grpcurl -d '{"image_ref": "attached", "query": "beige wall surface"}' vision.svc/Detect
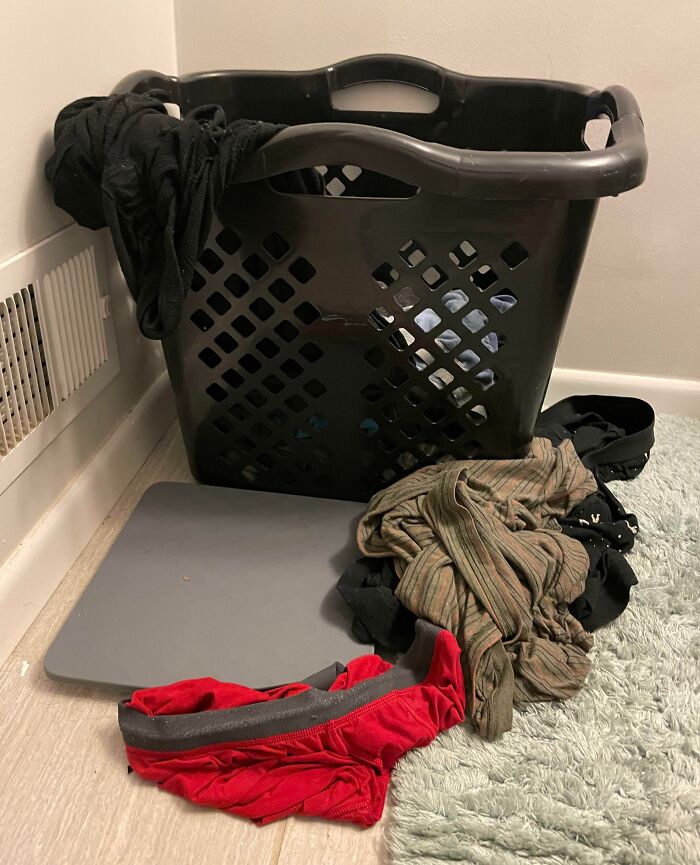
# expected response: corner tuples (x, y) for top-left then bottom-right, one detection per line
(0, 1), (177, 568)
(175, 0), (700, 381)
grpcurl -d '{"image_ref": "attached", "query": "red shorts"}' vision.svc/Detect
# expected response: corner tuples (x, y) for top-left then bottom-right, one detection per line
(119, 621), (464, 826)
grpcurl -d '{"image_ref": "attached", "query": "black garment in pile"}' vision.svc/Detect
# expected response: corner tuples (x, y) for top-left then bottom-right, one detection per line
(45, 94), (322, 339)
(535, 395), (654, 631)
(338, 395), (655, 646)
(336, 557), (417, 653)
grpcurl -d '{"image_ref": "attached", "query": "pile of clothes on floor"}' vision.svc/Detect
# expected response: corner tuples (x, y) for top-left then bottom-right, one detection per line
(117, 394), (654, 826)
(46, 92), (655, 828)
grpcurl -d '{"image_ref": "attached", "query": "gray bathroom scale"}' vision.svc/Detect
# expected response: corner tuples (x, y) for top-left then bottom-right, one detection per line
(45, 482), (365, 691)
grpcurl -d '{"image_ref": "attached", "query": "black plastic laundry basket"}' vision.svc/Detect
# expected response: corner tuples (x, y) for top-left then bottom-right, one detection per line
(117, 55), (647, 501)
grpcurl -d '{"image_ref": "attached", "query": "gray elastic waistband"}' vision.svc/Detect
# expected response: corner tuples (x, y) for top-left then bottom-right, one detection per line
(119, 620), (441, 751)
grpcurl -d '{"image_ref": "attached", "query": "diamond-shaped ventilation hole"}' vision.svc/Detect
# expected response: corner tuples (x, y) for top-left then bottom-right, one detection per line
(372, 263), (399, 289)
(256, 337), (279, 359)
(243, 254), (269, 280)
(215, 331), (238, 354)
(268, 408), (288, 427)
(269, 278), (295, 304)
(294, 301), (321, 325)
(241, 465), (259, 483)
(397, 451), (419, 469)
(213, 416), (233, 434)
(385, 366), (409, 388)
(490, 292), (518, 314)
(220, 449), (239, 466)
(191, 309), (214, 332)
(434, 329), (461, 354)
(224, 273), (249, 298)
(206, 383), (227, 403)
(361, 383), (384, 403)
(421, 265), (447, 290)
(342, 164), (362, 181)
(258, 453), (277, 469)
(378, 435), (398, 453)
(198, 347), (221, 369)
(232, 315), (255, 337)
(468, 404), (489, 426)
(281, 358), (303, 379)
(223, 368), (244, 389)
(262, 374), (284, 393)
(381, 402), (400, 422)
(249, 298), (274, 321)
(326, 177), (346, 196)
(262, 232), (290, 260)
(449, 240), (477, 268)
(285, 394), (308, 413)
(274, 320), (300, 343)
(411, 348), (434, 370)
(501, 242), (529, 269)
(390, 328), (415, 351)
(443, 421), (465, 441)
(308, 413), (329, 431)
(400, 422), (422, 441)
(424, 405), (447, 424)
(246, 389), (267, 408)
(414, 308), (440, 333)
(207, 291), (231, 316)
(364, 347), (385, 368)
(428, 367), (454, 390)
(393, 286), (421, 311)
(455, 349), (480, 372)
(368, 307), (395, 331)
(416, 441), (439, 458)
(239, 353), (262, 375)
(215, 228), (241, 255)
(481, 332), (503, 354)
(449, 386), (472, 408)
(304, 379), (327, 398)
(299, 342), (323, 363)
(399, 240), (426, 267)
(200, 248), (224, 274)
(462, 309), (489, 333)
(470, 265), (498, 292)
(289, 257), (316, 284)
(405, 386), (427, 406)
(475, 368), (497, 390)
(274, 441), (293, 459)
(229, 403), (249, 421)
(441, 289), (469, 313)
(191, 271), (205, 292)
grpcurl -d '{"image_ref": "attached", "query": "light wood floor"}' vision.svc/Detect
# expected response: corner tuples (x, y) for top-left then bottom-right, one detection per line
(0, 426), (388, 865)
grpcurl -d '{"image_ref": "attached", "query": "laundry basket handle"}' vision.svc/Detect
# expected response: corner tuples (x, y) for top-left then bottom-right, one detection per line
(327, 55), (447, 100)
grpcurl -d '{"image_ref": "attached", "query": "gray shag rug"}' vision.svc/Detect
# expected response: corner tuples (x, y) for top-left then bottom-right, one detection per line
(388, 413), (700, 865)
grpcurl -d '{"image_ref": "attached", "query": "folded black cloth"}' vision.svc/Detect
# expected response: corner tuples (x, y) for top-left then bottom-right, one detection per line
(45, 94), (322, 339)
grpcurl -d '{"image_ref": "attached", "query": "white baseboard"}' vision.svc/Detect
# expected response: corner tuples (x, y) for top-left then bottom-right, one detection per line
(546, 367), (700, 417)
(0, 372), (175, 665)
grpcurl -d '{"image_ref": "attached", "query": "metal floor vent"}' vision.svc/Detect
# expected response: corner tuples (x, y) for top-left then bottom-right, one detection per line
(0, 225), (120, 493)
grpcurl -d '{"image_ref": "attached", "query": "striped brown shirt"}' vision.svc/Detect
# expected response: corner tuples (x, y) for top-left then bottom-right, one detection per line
(357, 437), (597, 739)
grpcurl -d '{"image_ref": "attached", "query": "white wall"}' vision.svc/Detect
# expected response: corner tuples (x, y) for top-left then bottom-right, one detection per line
(0, 1), (177, 570)
(175, 0), (700, 383)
